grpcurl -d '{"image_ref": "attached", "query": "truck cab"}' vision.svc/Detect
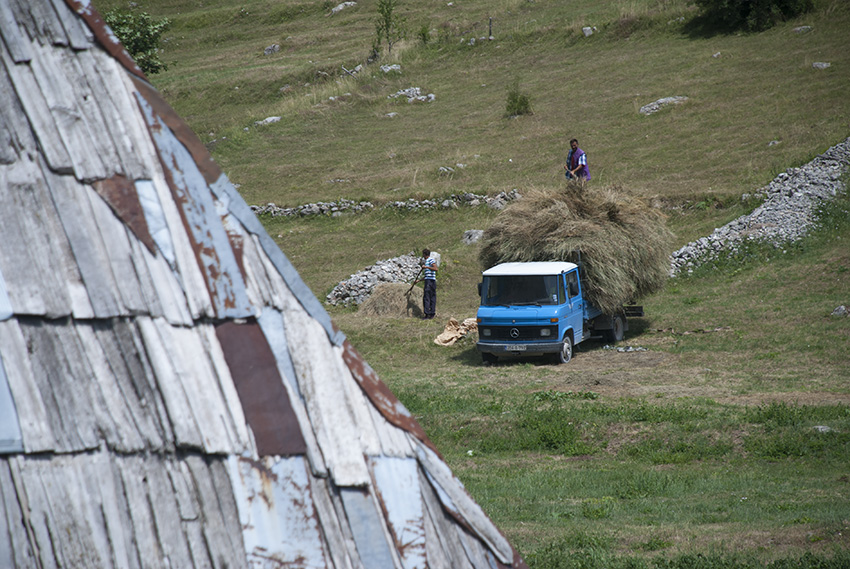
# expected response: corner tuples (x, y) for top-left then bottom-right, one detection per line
(475, 262), (636, 364)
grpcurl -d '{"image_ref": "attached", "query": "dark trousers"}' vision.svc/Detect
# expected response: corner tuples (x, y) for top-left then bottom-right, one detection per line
(423, 279), (436, 317)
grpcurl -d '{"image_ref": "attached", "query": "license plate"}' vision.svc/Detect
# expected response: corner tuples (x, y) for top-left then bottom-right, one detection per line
(505, 345), (526, 351)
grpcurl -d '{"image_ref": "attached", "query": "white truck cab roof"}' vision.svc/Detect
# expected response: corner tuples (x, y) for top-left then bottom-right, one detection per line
(482, 261), (578, 276)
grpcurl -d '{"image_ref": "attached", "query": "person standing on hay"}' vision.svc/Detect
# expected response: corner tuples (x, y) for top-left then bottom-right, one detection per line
(420, 248), (439, 319)
(565, 138), (591, 181)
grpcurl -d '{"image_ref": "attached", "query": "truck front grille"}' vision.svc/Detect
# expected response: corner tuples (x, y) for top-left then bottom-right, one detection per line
(481, 326), (557, 341)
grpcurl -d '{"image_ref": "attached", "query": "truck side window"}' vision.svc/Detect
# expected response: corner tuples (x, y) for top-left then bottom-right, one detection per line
(567, 270), (580, 298)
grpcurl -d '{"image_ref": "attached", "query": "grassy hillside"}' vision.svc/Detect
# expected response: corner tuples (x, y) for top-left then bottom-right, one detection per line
(94, 0), (850, 566)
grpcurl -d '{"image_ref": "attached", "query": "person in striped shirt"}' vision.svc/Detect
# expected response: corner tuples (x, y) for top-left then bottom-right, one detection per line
(565, 138), (591, 181)
(420, 248), (438, 319)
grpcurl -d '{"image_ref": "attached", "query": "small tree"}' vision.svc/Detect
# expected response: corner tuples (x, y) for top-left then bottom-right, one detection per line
(694, 0), (814, 31)
(374, 0), (406, 57)
(103, 7), (171, 75)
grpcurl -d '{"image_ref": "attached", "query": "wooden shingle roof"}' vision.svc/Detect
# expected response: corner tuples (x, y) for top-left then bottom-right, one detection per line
(0, 1), (529, 567)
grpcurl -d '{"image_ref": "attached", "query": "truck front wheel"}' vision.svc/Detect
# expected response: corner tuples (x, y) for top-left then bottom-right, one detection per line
(554, 335), (573, 364)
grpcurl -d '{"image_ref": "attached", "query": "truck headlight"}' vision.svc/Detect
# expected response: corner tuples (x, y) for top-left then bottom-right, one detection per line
(481, 328), (491, 337)
(540, 328), (551, 337)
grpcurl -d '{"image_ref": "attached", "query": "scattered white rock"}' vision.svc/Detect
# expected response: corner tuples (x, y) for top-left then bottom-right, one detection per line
(328, 2), (356, 16)
(793, 26), (812, 33)
(463, 230), (484, 245)
(254, 116), (281, 126)
(813, 425), (833, 433)
(380, 64), (401, 73)
(712, 52), (721, 58)
(639, 96), (688, 115)
(263, 44), (280, 55)
(385, 112), (398, 118)
(389, 87), (435, 103)
(769, 140), (781, 146)
(832, 305), (848, 317)
(812, 62), (831, 70)
(582, 26), (593, 37)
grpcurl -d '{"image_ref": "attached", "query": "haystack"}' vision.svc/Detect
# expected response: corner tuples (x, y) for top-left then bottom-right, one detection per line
(478, 184), (673, 314)
(359, 282), (424, 317)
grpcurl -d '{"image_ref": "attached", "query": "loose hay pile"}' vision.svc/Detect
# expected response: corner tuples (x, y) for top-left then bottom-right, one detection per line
(358, 283), (424, 318)
(478, 184), (673, 314)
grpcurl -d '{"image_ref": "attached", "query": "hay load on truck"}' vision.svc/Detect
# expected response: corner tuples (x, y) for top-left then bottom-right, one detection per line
(475, 184), (673, 364)
(476, 261), (643, 364)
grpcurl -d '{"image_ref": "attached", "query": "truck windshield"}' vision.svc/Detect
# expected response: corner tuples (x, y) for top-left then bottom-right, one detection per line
(481, 275), (564, 306)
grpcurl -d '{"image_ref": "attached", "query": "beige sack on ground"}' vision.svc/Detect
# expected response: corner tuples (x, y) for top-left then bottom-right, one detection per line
(434, 317), (478, 346)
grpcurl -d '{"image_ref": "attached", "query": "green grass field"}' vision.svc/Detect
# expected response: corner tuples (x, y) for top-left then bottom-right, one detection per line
(94, 0), (850, 566)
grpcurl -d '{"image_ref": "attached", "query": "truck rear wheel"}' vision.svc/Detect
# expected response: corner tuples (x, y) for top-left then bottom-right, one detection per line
(554, 335), (573, 364)
(605, 314), (625, 343)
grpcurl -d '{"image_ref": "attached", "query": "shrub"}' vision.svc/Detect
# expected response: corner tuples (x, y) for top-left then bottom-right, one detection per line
(504, 79), (532, 117)
(374, 0), (406, 56)
(103, 7), (171, 75)
(694, 0), (814, 31)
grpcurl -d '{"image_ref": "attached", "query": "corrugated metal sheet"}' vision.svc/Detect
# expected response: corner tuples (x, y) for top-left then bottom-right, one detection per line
(0, 1), (529, 567)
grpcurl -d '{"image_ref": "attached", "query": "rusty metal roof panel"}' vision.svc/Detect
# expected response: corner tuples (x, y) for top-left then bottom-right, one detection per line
(229, 455), (329, 568)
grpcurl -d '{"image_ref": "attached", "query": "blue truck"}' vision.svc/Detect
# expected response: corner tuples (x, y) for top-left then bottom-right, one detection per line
(475, 261), (642, 364)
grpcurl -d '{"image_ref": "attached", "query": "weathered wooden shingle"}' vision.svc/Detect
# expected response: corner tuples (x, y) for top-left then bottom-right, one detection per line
(0, 1), (530, 568)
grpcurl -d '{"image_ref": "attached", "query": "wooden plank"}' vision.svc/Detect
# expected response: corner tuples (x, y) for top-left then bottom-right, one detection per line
(136, 316), (204, 449)
(14, 0), (68, 47)
(0, 459), (36, 568)
(76, 323), (148, 452)
(84, 181), (148, 314)
(201, 456), (249, 569)
(284, 307), (370, 486)
(50, 0), (92, 50)
(81, 51), (149, 180)
(367, 404), (414, 458)
(27, 40), (106, 181)
(93, 318), (171, 450)
(56, 47), (123, 178)
(90, 451), (138, 569)
(41, 160), (124, 317)
(118, 454), (170, 568)
(370, 456), (427, 569)
(18, 319), (95, 453)
(412, 436), (514, 564)
(0, 156), (75, 318)
(0, 320), (54, 452)
(0, 1), (32, 63)
(143, 458), (195, 568)
(1, 46), (71, 171)
(0, 268), (11, 322)
(308, 476), (357, 569)
(0, 353), (24, 453)
(0, 56), (36, 165)
(156, 319), (237, 454)
(419, 467), (472, 569)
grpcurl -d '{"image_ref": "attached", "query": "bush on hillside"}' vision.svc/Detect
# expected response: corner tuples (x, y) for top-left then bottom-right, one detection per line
(505, 80), (533, 117)
(104, 7), (171, 75)
(694, 0), (814, 31)
(478, 183), (673, 314)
